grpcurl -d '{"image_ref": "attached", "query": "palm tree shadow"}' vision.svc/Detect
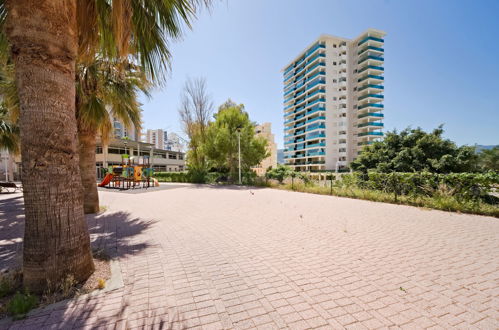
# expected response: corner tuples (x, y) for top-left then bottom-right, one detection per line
(86, 211), (155, 260)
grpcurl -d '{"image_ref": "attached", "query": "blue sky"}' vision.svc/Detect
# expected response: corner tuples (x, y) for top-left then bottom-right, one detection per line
(140, 0), (499, 148)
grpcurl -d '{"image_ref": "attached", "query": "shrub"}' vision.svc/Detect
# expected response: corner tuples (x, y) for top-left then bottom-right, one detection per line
(153, 172), (190, 183)
(7, 291), (38, 320)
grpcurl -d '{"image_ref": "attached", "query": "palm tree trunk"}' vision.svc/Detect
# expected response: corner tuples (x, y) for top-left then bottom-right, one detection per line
(5, 0), (94, 292)
(78, 127), (100, 214)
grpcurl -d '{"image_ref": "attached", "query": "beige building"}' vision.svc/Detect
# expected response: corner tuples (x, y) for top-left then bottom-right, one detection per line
(252, 122), (277, 176)
(95, 138), (186, 179)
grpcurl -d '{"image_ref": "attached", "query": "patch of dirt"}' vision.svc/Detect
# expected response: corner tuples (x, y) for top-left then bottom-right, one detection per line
(0, 254), (111, 320)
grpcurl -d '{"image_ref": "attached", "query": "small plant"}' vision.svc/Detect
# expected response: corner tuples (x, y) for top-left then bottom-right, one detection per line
(60, 274), (77, 299)
(0, 270), (21, 298)
(6, 291), (38, 320)
(97, 279), (106, 290)
(399, 287), (407, 293)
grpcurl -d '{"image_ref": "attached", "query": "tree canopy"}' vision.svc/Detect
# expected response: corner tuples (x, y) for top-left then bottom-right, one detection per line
(204, 101), (268, 181)
(478, 146), (499, 171)
(350, 126), (478, 173)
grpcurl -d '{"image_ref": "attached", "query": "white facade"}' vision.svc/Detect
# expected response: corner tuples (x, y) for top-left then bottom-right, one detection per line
(283, 29), (386, 171)
(143, 129), (168, 150)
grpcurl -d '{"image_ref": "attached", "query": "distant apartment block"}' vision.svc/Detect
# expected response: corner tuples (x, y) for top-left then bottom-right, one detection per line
(283, 29), (386, 171)
(144, 129), (168, 150)
(252, 122), (278, 176)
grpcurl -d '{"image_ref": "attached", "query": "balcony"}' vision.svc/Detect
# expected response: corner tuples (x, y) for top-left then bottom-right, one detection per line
(358, 112), (384, 119)
(358, 55), (384, 65)
(358, 46), (384, 55)
(306, 132), (326, 140)
(357, 84), (384, 92)
(306, 142), (326, 149)
(357, 65), (384, 74)
(358, 74), (384, 83)
(358, 103), (384, 110)
(357, 122), (384, 128)
(358, 94), (384, 101)
(358, 131), (383, 137)
(358, 36), (384, 46)
(306, 124), (325, 132)
(307, 151), (325, 157)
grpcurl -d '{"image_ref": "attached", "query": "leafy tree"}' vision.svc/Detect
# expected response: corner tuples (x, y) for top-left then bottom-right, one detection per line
(478, 146), (499, 171)
(1, 0), (210, 292)
(350, 126), (478, 173)
(265, 165), (294, 183)
(204, 101), (268, 182)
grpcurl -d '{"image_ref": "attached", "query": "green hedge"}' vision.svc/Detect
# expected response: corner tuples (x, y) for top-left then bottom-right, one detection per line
(153, 172), (191, 183)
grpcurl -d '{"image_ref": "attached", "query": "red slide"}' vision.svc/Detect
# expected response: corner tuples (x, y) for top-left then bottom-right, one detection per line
(98, 173), (113, 187)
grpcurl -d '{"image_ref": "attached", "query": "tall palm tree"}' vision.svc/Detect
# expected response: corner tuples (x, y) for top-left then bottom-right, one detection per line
(77, 58), (149, 214)
(2, 0), (209, 292)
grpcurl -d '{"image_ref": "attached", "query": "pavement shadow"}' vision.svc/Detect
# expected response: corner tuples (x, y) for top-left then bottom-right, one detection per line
(0, 195), (24, 272)
(87, 210), (155, 260)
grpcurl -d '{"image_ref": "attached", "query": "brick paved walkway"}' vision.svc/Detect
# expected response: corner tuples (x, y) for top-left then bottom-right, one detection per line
(1, 184), (498, 329)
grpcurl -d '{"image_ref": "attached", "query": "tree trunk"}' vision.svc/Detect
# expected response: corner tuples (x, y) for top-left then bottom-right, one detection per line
(5, 0), (94, 292)
(78, 127), (99, 214)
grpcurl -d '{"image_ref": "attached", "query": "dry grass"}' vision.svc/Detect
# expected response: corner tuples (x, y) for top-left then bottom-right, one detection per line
(266, 182), (499, 217)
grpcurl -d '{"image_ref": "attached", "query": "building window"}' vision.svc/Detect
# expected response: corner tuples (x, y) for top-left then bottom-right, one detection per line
(333, 44), (337, 48)
(333, 79), (337, 83)
(333, 62), (336, 65)
(168, 154), (177, 159)
(96, 146), (103, 154)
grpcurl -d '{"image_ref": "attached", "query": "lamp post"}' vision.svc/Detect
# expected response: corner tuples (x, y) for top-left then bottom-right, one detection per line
(236, 127), (242, 185)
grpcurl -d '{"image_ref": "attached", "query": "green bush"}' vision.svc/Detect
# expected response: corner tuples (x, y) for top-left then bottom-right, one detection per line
(153, 172), (190, 183)
(337, 171), (499, 202)
(7, 291), (38, 320)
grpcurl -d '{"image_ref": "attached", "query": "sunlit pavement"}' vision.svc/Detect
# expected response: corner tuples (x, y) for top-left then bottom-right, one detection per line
(1, 184), (498, 329)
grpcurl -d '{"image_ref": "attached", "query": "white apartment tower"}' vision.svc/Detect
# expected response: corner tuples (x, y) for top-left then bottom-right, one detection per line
(283, 29), (386, 171)
(144, 129), (168, 150)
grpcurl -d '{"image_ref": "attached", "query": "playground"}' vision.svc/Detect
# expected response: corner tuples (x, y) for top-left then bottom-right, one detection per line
(98, 153), (159, 190)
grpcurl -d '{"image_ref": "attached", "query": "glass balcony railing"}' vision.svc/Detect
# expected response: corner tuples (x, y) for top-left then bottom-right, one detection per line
(357, 84), (384, 92)
(357, 46), (384, 55)
(358, 74), (384, 83)
(306, 124), (325, 132)
(358, 93), (384, 101)
(358, 103), (384, 110)
(307, 151), (325, 157)
(357, 65), (384, 74)
(305, 116), (325, 124)
(306, 132), (326, 139)
(357, 122), (384, 128)
(306, 142), (326, 148)
(358, 36), (384, 46)
(306, 105), (326, 116)
(358, 131), (384, 137)
(358, 55), (384, 65)
(358, 112), (384, 119)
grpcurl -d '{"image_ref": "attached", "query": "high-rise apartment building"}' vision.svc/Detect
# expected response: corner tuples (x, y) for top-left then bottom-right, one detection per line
(144, 129), (168, 150)
(283, 29), (385, 171)
(252, 122), (278, 176)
